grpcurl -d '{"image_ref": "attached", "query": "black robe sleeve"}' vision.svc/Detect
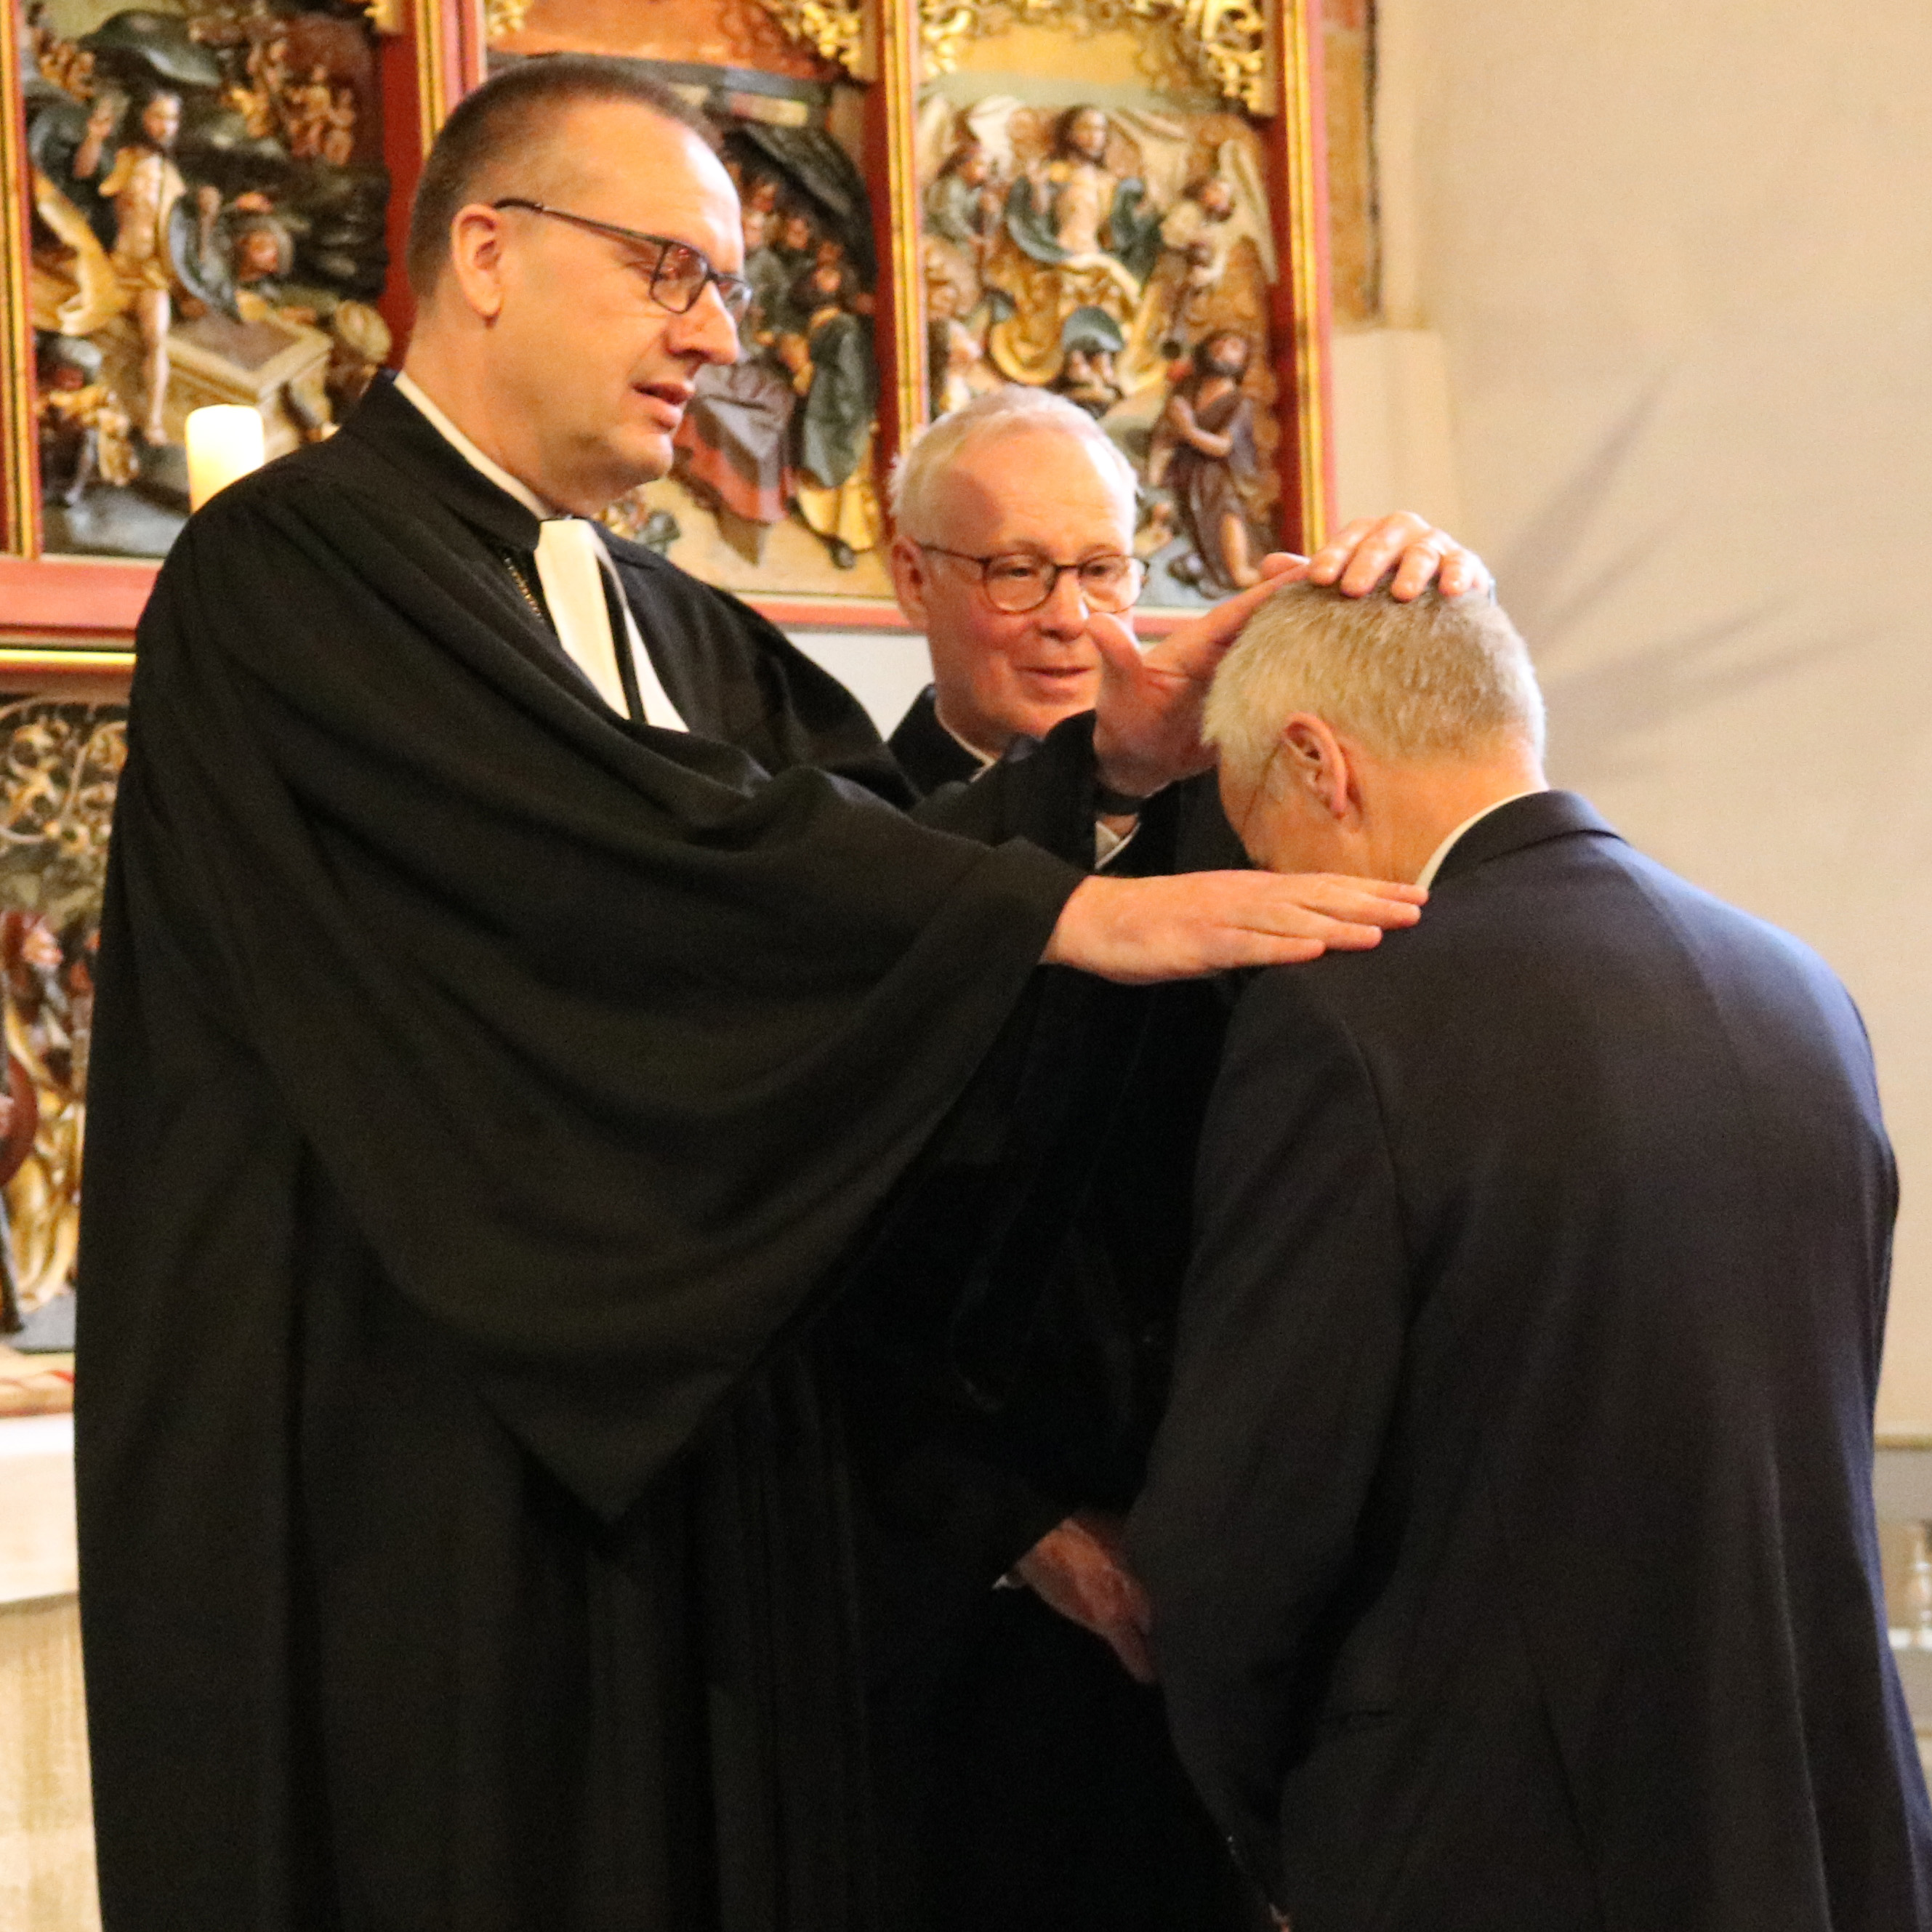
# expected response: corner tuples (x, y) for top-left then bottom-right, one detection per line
(86, 451), (1084, 1522)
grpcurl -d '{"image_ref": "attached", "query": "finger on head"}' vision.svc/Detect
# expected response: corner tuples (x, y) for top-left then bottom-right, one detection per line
(1303, 517), (1377, 585)
(1342, 530), (1425, 597)
(1385, 537), (1449, 602)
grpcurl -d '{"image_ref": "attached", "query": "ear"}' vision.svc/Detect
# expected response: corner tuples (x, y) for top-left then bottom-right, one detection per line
(1278, 713), (1356, 822)
(444, 203), (510, 323)
(888, 533), (933, 629)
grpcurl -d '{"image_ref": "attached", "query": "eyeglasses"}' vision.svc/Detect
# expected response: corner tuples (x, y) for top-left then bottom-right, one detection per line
(919, 545), (1147, 614)
(491, 198), (756, 323)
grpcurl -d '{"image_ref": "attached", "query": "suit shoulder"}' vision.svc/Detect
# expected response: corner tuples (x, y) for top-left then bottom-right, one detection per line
(1223, 959), (1376, 1071)
(1586, 840), (1859, 1007)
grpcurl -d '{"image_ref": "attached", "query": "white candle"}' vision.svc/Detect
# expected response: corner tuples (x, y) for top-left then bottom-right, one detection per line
(185, 406), (266, 512)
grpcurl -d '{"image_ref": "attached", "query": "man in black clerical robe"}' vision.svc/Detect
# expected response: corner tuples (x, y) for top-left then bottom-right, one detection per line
(859, 392), (1260, 1932)
(76, 57), (1456, 1932)
(871, 692), (1255, 1932)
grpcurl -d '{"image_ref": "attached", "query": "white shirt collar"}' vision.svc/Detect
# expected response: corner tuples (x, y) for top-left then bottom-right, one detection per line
(931, 696), (999, 776)
(393, 371), (555, 522)
(1414, 791), (1540, 890)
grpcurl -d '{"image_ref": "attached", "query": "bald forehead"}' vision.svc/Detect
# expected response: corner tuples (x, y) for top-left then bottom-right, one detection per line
(929, 425), (1135, 542)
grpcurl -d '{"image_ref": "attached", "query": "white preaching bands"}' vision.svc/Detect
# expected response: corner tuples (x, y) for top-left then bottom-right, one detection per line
(395, 373), (691, 734)
(401, 372), (1143, 867)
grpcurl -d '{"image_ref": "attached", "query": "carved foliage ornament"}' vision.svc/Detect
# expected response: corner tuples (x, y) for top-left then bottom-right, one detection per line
(746, 0), (868, 76)
(752, 0), (1265, 109)
(919, 0), (1266, 110)
(484, 0), (536, 41)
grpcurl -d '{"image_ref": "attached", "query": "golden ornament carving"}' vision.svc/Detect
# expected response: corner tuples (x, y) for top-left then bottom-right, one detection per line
(484, 0), (536, 44)
(0, 702), (126, 1325)
(918, 0), (1268, 112)
(747, 0), (869, 77)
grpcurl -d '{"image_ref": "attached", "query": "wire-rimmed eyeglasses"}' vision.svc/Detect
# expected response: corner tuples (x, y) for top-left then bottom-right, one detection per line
(491, 198), (755, 323)
(919, 544), (1148, 615)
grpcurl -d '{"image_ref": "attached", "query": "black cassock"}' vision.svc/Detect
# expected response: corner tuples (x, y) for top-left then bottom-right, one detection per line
(848, 687), (1258, 1932)
(76, 378), (1104, 1932)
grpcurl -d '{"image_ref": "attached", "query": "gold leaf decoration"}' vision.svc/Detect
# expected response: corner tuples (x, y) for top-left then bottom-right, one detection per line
(918, 0), (1268, 112)
(484, 0), (536, 44)
(748, 0), (869, 77)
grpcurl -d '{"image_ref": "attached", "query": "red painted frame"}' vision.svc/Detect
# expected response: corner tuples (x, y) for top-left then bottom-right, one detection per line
(0, 0), (1331, 649)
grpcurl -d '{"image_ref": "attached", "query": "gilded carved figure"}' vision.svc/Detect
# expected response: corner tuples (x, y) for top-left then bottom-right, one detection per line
(19, 4), (389, 555)
(0, 703), (127, 1339)
(919, 99), (1280, 601)
(674, 164), (882, 570)
(982, 105), (1159, 390)
(1148, 328), (1268, 592)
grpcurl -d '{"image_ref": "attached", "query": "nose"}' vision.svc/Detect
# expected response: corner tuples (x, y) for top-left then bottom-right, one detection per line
(669, 281), (741, 365)
(1032, 565), (1090, 638)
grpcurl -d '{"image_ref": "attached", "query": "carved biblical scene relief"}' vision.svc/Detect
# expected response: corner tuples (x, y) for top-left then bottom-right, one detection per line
(490, 0), (892, 602)
(917, 7), (1280, 605)
(22, 0), (393, 558)
(0, 700), (122, 1349)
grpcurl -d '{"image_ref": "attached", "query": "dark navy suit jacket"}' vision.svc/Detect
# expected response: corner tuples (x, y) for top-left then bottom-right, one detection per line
(1130, 790), (1932, 1931)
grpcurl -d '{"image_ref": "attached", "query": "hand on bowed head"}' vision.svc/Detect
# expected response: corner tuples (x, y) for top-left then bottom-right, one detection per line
(1042, 869), (1425, 984)
(1088, 512), (1492, 801)
(1013, 1511), (1157, 1684)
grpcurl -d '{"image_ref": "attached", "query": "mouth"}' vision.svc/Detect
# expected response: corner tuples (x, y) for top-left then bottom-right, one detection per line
(634, 380), (693, 426)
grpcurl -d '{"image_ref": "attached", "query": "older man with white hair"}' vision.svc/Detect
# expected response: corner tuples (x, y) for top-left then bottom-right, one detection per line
(885, 387), (1482, 837)
(857, 390), (1489, 1932)
(1128, 579), (1932, 1932)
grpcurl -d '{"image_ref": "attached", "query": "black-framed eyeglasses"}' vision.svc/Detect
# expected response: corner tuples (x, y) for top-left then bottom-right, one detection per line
(491, 198), (755, 323)
(919, 544), (1147, 614)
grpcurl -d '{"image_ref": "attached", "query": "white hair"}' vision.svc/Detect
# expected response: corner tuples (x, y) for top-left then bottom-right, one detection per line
(1204, 581), (1546, 784)
(888, 387), (1138, 536)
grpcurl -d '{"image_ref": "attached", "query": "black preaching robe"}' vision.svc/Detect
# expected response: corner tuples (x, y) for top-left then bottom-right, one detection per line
(76, 377), (1104, 1932)
(848, 688), (1256, 1932)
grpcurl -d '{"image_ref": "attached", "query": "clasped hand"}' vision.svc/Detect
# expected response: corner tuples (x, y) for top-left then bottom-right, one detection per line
(1015, 1510), (1157, 1685)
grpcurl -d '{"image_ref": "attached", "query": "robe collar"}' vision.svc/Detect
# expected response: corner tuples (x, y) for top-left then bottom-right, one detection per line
(393, 371), (555, 523)
(342, 371), (546, 555)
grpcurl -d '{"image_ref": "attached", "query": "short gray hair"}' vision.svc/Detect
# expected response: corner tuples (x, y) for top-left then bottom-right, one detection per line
(888, 387), (1137, 536)
(1204, 580), (1545, 784)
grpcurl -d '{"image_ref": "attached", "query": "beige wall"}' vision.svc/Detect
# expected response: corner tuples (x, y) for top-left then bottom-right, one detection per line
(1360, 0), (1932, 1426)
(0, 1596), (97, 1931)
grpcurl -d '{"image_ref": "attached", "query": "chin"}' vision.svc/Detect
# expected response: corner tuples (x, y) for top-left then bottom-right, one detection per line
(585, 433), (675, 507)
(1015, 692), (1098, 738)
